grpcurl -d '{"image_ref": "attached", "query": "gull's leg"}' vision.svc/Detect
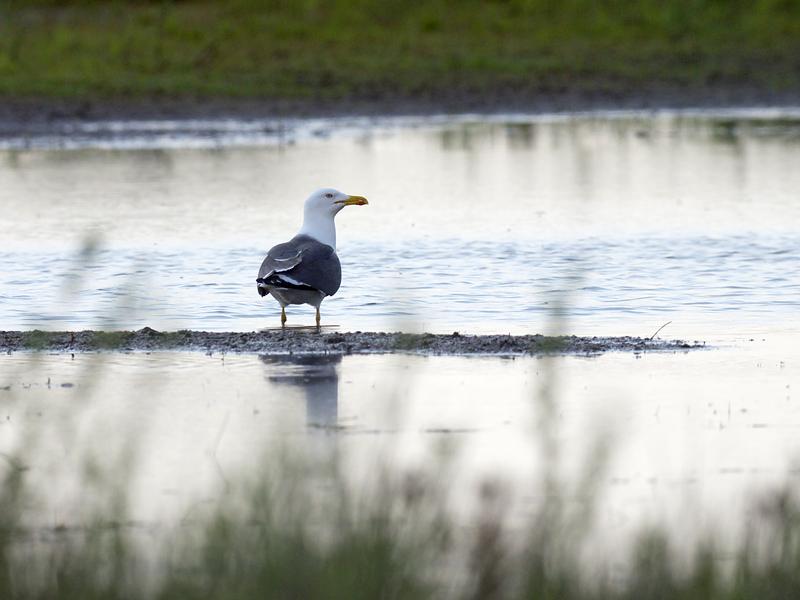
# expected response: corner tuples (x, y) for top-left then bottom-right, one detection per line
(316, 306), (321, 329)
(281, 307), (287, 327)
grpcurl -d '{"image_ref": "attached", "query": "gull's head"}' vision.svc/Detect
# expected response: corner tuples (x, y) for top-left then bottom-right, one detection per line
(304, 188), (368, 218)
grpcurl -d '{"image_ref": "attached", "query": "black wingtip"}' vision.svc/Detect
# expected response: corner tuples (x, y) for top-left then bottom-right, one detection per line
(261, 274), (317, 292)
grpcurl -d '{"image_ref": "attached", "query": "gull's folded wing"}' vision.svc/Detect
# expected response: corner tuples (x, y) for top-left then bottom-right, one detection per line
(257, 234), (342, 297)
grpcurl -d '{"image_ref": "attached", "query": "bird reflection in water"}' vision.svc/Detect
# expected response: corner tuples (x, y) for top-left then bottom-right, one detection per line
(259, 354), (342, 429)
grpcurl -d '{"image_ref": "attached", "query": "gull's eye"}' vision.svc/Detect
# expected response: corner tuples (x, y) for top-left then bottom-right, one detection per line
(325, 193), (333, 199)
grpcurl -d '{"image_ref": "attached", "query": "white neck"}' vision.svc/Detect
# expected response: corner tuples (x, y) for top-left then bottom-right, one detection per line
(297, 210), (336, 248)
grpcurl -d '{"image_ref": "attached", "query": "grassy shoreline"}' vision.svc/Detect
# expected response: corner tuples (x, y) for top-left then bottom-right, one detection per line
(2, 0), (799, 120)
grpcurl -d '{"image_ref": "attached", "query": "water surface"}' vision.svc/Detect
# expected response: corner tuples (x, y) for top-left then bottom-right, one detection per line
(2, 110), (800, 559)
(1, 342), (797, 559)
(2, 110), (799, 339)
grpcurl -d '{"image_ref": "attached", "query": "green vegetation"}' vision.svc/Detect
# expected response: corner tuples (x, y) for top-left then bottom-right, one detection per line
(1, 0), (799, 104)
(3, 432), (800, 598)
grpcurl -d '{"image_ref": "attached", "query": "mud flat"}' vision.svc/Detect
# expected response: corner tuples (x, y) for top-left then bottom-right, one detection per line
(0, 328), (702, 356)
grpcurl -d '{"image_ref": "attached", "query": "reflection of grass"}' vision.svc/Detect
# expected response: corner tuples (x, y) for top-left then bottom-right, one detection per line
(1, 0), (798, 101)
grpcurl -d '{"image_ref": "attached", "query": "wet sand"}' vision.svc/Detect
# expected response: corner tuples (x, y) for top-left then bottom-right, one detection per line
(0, 328), (702, 355)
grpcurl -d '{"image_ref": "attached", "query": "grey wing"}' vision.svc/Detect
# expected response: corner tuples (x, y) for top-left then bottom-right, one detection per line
(256, 237), (342, 297)
(258, 241), (304, 279)
(286, 243), (341, 296)
(256, 240), (304, 297)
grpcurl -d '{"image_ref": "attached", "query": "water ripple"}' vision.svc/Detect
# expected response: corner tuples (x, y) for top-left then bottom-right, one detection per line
(1, 233), (797, 334)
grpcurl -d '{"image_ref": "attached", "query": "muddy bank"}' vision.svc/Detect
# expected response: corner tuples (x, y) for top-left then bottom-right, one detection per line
(0, 328), (703, 356)
(2, 86), (799, 134)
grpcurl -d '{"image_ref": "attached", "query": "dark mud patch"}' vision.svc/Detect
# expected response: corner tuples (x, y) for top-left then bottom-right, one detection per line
(2, 89), (800, 150)
(0, 328), (703, 356)
(3, 85), (800, 128)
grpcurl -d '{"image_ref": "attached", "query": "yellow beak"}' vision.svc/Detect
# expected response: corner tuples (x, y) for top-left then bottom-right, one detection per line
(336, 195), (369, 206)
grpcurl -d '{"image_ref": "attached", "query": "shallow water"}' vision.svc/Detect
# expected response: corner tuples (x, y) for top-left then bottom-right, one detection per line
(2, 110), (800, 558)
(1, 110), (799, 338)
(1, 343), (798, 559)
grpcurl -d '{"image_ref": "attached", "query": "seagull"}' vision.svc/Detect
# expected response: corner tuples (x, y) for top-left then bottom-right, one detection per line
(256, 188), (368, 327)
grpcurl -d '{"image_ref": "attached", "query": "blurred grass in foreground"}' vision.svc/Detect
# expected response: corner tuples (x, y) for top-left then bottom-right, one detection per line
(1, 0), (799, 101)
(2, 351), (800, 599)
(2, 432), (800, 598)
